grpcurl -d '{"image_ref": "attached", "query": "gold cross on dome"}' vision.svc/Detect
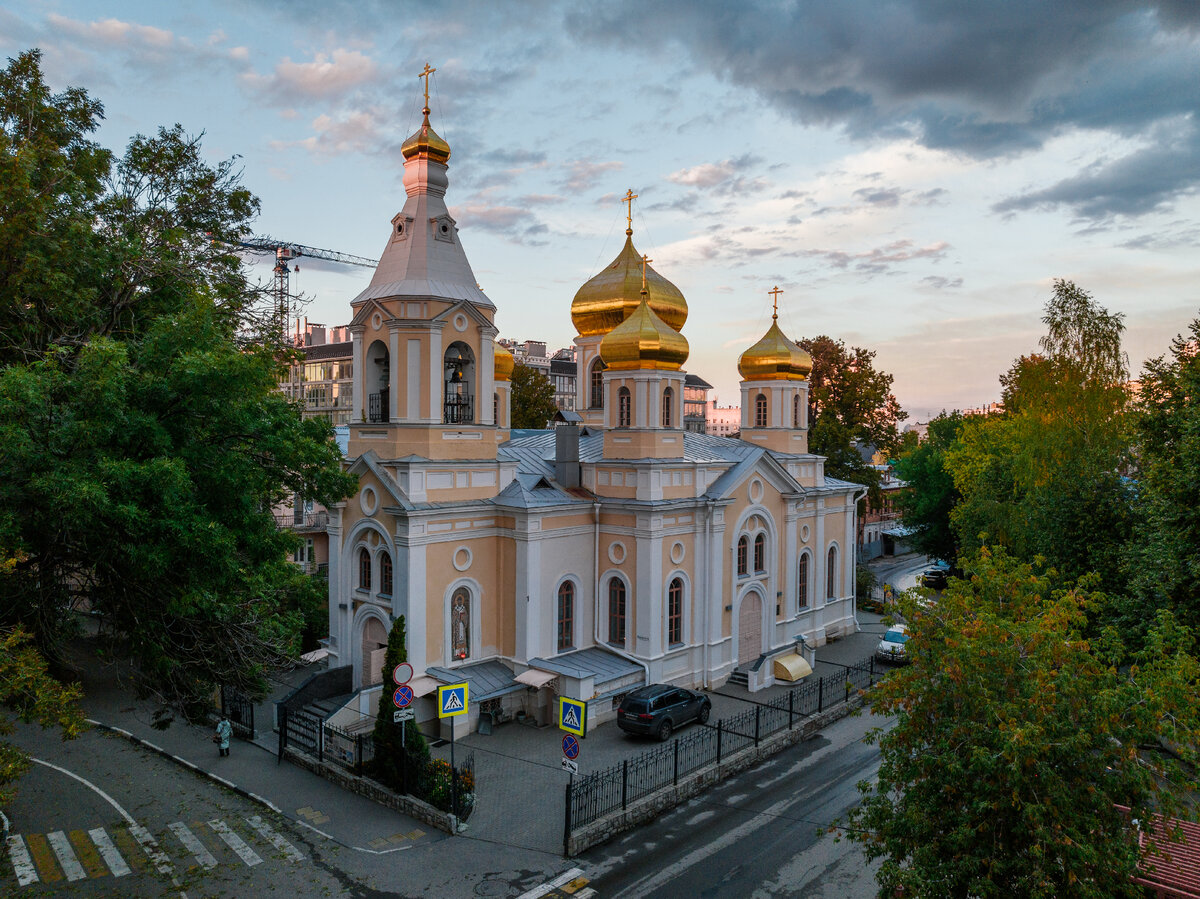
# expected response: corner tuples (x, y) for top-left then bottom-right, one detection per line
(640, 254), (653, 291)
(418, 63), (436, 108)
(769, 285), (783, 320)
(622, 189), (638, 232)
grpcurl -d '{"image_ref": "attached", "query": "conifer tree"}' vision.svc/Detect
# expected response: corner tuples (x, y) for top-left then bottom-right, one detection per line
(371, 615), (429, 791)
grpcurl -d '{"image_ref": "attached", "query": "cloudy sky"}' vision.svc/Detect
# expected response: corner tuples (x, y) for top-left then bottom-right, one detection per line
(5, 1), (1199, 420)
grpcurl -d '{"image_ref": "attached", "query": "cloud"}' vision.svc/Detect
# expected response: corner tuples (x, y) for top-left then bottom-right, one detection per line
(852, 187), (902, 207)
(794, 239), (951, 273)
(560, 160), (623, 193)
(48, 14), (174, 50)
(450, 201), (550, 246)
(40, 13), (247, 76)
(919, 275), (964, 289)
(270, 109), (393, 157)
(240, 49), (379, 103)
(993, 122), (1200, 220)
(567, 1), (1200, 219)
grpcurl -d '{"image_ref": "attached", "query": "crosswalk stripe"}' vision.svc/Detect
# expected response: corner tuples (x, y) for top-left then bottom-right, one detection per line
(68, 829), (109, 879)
(129, 823), (174, 876)
(6, 835), (39, 886)
(208, 819), (262, 867)
(89, 828), (131, 877)
(247, 815), (304, 862)
(24, 833), (61, 882)
(168, 821), (217, 869)
(46, 831), (87, 881)
(111, 827), (148, 872)
(516, 867), (585, 899)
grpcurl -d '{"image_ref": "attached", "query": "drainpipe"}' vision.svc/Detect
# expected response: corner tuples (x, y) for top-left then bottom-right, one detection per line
(593, 501), (651, 682)
(702, 498), (715, 690)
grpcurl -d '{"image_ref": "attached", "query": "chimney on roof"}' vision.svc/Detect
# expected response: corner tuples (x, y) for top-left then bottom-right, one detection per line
(553, 410), (583, 488)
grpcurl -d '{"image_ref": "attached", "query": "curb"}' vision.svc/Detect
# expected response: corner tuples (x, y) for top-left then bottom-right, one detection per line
(85, 718), (283, 816)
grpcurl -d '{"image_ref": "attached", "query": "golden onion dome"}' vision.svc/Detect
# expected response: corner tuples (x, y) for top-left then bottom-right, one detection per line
(599, 293), (689, 371)
(401, 107), (451, 164)
(571, 235), (688, 337)
(737, 318), (813, 381)
(493, 341), (515, 382)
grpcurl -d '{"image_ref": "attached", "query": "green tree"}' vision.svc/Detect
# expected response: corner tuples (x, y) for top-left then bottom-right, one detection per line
(0, 624), (86, 806)
(893, 411), (964, 563)
(0, 50), (356, 710)
(509, 362), (558, 429)
(371, 615), (430, 791)
(945, 281), (1131, 589)
(1123, 315), (1200, 635)
(846, 549), (1200, 898)
(796, 335), (907, 495)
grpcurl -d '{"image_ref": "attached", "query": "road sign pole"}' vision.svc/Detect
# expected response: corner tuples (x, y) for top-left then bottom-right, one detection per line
(562, 772), (573, 858)
(401, 720), (408, 796)
(450, 722), (458, 823)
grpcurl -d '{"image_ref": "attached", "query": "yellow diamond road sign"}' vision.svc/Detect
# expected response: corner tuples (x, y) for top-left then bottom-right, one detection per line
(558, 697), (587, 737)
(438, 683), (468, 718)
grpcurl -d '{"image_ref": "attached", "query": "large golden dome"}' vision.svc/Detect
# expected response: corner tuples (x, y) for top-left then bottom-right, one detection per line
(493, 341), (514, 382)
(571, 235), (687, 337)
(738, 318), (812, 381)
(401, 107), (451, 164)
(600, 293), (689, 371)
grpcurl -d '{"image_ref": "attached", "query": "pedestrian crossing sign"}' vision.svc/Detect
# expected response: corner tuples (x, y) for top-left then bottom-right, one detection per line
(438, 683), (468, 718)
(558, 696), (587, 737)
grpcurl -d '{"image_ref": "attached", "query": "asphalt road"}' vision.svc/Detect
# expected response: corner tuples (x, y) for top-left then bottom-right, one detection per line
(581, 708), (890, 899)
(3, 723), (361, 898)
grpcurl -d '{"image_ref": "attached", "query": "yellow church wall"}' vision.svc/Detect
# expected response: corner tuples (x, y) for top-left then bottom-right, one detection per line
(424, 535), (505, 660)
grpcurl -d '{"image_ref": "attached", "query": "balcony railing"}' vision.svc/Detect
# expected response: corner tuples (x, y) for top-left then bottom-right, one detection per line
(444, 395), (473, 424)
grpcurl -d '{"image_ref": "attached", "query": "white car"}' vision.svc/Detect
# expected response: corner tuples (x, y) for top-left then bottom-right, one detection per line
(875, 624), (910, 664)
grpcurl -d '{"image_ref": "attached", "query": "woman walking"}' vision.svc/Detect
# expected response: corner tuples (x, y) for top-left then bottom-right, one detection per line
(215, 716), (232, 757)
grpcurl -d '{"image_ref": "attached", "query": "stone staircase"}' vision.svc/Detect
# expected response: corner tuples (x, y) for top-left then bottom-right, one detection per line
(304, 692), (354, 722)
(726, 668), (749, 688)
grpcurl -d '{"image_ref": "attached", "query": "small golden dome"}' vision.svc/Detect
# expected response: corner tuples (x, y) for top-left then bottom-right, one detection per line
(600, 293), (689, 371)
(571, 235), (687, 337)
(493, 341), (515, 382)
(737, 318), (812, 381)
(401, 107), (451, 164)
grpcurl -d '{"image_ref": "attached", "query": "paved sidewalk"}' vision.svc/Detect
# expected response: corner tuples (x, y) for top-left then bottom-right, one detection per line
(68, 641), (448, 855)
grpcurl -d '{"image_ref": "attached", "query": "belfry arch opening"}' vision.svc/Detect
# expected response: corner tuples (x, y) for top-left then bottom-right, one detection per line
(444, 341), (475, 424)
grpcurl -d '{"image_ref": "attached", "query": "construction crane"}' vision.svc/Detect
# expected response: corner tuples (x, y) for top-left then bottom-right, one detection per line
(235, 235), (378, 340)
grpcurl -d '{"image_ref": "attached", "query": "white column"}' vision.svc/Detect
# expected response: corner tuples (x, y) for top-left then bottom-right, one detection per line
(388, 329), (400, 423)
(407, 544), (428, 670)
(815, 504), (827, 603)
(636, 522), (662, 657)
(429, 330), (443, 424)
(326, 515), (344, 664)
(481, 339), (496, 425)
(351, 330), (364, 423)
(406, 339), (421, 422)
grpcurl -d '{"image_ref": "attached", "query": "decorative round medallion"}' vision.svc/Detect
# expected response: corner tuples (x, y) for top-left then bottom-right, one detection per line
(453, 546), (472, 572)
(453, 313), (468, 332)
(360, 486), (378, 516)
(608, 541), (627, 564)
(670, 541), (686, 564)
(801, 524), (810, 542)
(749, 478), (765, 504)
(371, 311), (383, 330)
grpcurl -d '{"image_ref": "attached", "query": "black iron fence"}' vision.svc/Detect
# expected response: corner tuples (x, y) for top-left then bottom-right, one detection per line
(220, 685), (255, 740)
(276, 708), (475, 820)
(567, 656), (879, 832)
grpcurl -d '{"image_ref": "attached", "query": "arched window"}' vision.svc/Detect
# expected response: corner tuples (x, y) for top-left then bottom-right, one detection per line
(618, 387), (632, 428)
(358, 547), (371, 590)
(798, 552), (810, 610)
(590, 359), (606, 409)
(793, 394), (801, 428)
(379, 552), (393, 595)
(755, 393), (767, 428)
(753, 533), (766, 572)
(662, 387), (673, 427)
(608, 578), (626, 645)
(451, 587), (471, 660)
(827, 546), (838, 600)
(668, 578), (683, 645)
(737, 536), (748, 576)
(557, 581), (574, 651)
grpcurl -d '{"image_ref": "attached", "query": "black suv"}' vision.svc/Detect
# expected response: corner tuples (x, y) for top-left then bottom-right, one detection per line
(616, 684), (711, 741)
(920, 568), (949, 590)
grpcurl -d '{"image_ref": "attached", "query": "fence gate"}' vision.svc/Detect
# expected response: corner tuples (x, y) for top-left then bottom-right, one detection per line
(280, 707), (322, 759)
(220, 685), (255, 740)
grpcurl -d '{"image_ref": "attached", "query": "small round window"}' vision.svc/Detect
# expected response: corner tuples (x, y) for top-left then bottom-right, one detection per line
(440, 223), (450, 234)
(396, 222), (404, 234)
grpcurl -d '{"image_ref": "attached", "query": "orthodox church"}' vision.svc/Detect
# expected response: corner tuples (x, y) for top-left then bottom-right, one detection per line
(325, 77), (864, 734)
